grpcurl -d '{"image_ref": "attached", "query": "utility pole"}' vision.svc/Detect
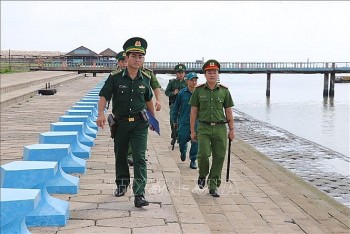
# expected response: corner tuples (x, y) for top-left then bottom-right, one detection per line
(9, 49), (11, 70)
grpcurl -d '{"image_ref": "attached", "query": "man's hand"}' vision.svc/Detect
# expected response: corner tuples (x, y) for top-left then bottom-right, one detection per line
(155, 100), (161, 111)
(174, 89), (179, 95)
(228, 130), (235, 141)
(173, 122), (178, 129)
(190, 131), (197, 142)
(96, 114), (106, 129)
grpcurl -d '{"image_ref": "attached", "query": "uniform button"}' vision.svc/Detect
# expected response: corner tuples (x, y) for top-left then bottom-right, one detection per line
(130, 108), (132, 110)
(131, 99), (133, 101)
(132, 90), (134, 92)
(211, 106), (213, 108)
(211, 99), (213, 100)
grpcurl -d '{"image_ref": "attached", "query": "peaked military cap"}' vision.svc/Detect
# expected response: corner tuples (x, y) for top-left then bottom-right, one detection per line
(174, 64), (186, 72)
(203, 59), (220, 71)
(116, 51), (126, 61)
(123, 37), (147, 54)
(186, 72), (198, 80)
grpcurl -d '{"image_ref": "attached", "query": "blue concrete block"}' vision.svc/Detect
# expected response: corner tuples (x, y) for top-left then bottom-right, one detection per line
(39, 132), (91, 159)
(76, 101), (98, 109)
(0, 162), (70, 227)
(80, 97), (99, 102)
(23, 144), (86, 174)
(88, 90), (100, 93)
(1, 188), (40, 234)
(1, 161), (79, 195)
(45, 166), (79, 194)
(59, 115), (97, 138)
(50, 122), (95, 147)
(85, 93), (99, 97)
(71, 105), (98, 117)
(66, 109), (97, 122)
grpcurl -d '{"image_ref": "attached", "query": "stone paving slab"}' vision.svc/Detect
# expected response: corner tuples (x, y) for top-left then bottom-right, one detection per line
(0, 71), (349, 233)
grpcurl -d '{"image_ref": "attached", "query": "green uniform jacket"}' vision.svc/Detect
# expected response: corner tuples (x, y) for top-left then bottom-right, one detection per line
(99, 69), (153, 116)
(142, 67), (161, 90)
(165, 78), (187, 105)
(189, 83), (234, 122)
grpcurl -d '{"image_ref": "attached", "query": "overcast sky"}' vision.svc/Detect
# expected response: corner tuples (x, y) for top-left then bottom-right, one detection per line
(1, 1), (350, 62)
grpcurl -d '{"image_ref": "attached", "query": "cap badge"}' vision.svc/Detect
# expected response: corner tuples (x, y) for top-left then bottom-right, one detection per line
(135, 41), (141, 46)
(122, 52), (126, 56)
(179, 66), (182, 69)
(209, 62), (215, 66)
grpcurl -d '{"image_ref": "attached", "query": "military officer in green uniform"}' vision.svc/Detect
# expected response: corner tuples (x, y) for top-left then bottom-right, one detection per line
(97, 37), (155, 207)
(116, 51), (127, 70)
(127, 56), (162, 166)
(165, 64), (187, 145)
(189, 59), (235, 197)
(142, 63), (162, 111)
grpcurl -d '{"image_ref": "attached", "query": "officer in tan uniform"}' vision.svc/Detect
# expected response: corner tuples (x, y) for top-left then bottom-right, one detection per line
(189, 59), (235, 197)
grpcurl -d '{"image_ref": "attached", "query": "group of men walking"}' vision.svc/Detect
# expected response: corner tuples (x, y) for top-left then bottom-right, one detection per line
(96, 36), (235, 208)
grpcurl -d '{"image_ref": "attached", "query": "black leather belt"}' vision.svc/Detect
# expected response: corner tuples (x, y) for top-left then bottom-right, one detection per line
(199, 121), (228, 126)
(115, 113), (142, 122)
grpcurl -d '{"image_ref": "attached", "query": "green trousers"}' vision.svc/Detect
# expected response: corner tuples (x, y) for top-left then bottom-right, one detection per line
(197, 124), (227, 190)
(169, 104), (177, 140)
(114, 119), (148, 195)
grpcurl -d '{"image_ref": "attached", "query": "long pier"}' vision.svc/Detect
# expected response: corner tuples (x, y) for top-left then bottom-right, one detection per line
(31, 62), (350, 97)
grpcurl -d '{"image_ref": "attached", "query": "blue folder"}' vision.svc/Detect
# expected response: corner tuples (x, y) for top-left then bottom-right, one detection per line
(147, 110), (160, 135)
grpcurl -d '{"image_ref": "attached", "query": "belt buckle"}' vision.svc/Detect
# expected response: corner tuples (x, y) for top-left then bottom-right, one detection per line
(210, 122), (216, 126)
(128, 117), (135, 122)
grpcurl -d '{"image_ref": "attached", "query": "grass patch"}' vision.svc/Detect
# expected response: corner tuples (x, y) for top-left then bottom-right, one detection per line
(0, 65), (31, 74)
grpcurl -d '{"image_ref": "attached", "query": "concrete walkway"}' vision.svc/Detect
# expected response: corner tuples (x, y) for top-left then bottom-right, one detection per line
(0, 72), (349, 233)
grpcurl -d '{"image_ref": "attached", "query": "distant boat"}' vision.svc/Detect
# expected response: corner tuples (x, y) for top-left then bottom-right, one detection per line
(335, 76), (350, 83)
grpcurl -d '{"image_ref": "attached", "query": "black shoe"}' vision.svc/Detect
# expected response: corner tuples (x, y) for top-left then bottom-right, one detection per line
(171, 139), (176, 145)
(190, 160), (197, 169)
(114, 186), (127, 197)
(209, 189), (220, 197)
(180, 154), (186, 162)
(198, 177), (205, 189)
(127, 157), (134, 166)
(134, 195), (149, 208)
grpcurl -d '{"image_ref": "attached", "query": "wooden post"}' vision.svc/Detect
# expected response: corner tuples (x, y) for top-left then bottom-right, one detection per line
(266, 73), (271, 97)
(323, 73), (329, 97)
(329, 72), (335, 97)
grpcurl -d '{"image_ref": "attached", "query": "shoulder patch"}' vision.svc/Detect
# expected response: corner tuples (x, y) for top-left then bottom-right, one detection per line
(196, 83), (205, 88)
(141, 70), (151, 79)
(218, 83), (229, 89)
(143, 67), (153, 72)
(111, 69), (123, 76)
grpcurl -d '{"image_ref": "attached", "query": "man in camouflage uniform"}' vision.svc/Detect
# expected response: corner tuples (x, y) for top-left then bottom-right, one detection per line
(189, 59), (235, 197)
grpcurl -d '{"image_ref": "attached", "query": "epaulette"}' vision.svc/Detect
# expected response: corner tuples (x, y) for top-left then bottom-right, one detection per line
(196, 83), (205, 88)
(111, 69), (123, 76)
(143, 67), (153, 72)
(141, 70), (151, 79)
(218, 83), (229, 89)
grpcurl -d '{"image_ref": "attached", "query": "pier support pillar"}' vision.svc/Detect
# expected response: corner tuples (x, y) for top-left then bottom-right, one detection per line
(93, 73), (96, 77)
(266, 73), (271, 97)
(329, 72), (335, 97)
(323, 73), (329, 97)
